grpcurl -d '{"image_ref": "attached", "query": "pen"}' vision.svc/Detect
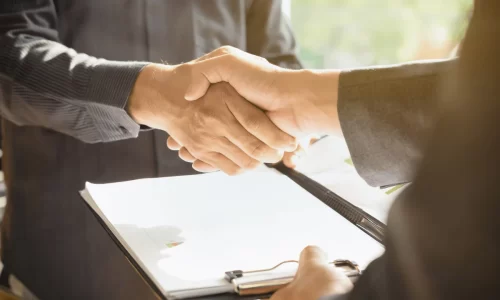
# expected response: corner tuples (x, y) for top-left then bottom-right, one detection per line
(271, 163), (386, 244)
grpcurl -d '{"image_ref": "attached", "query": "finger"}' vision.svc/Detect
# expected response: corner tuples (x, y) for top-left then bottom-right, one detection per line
(178, 147), (197, 163)
(282, 139), (311, 168)
(282, 151), (301, 169)
(185, 55), (229, 101)
(192, 160), (219, 173)
(224, 90), (297, 152)
(269, 287), (289, 300)
(166, 137), (182, 150)
(199, 152), (243, 176)
(185, 70), (212, 101)
(299, 246), (328, 272)
(216, 137), (261, 170)
(185, 49), (262, 101)
(223, 117), (285, 164)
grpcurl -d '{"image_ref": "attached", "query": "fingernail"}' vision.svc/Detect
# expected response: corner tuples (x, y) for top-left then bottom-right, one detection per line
(265, 151), (284, 164)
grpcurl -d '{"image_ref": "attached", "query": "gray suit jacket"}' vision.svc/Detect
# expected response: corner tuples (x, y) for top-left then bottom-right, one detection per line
(0, 1), (301, 299)
(327, 2), (500, 299)
(338, 59), (456, 188)
(320, 53), (455, 300)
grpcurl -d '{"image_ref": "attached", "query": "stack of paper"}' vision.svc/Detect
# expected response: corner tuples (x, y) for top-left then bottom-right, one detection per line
(81, 168), (384, 299)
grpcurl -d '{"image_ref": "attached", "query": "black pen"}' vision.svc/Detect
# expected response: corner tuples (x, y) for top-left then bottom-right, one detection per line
(271, 162), (386, 244)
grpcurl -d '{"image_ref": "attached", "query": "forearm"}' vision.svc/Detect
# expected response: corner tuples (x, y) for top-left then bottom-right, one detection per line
(0, 0), (149, 143)
(0, 34), (148, 143)
(278, 59), (456, 186)
(338, 59), (457, 186)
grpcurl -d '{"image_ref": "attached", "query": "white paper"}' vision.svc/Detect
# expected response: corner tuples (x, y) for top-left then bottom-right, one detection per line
(294, 136), (406, 223)
(83, 169), (384, 299)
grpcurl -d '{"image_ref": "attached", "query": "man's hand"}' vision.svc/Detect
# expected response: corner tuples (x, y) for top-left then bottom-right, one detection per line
(271, 246), (353, 300)
(166, 47), (342, 171)
(166, 47), (342, 170)
(184, 46), (343, 138)
(128, 64), (297, 175)
(167, 135), (318, 172)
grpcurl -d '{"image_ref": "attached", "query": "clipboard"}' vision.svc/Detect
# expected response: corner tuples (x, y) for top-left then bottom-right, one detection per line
(81, 164), (386, 300)
(225, 259), (361, 297)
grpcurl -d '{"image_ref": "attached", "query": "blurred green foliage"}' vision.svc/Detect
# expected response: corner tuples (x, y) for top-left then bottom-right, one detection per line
(290, 0), (473, 68)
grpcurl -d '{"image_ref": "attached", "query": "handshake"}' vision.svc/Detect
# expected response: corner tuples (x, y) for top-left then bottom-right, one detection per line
(128, 46), (341, 174)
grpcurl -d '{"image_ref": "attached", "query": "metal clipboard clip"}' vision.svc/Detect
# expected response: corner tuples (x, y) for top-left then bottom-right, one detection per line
(225, 259), (361, 296)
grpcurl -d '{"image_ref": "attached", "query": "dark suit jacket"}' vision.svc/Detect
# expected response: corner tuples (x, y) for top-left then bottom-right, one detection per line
(326, 1), (500, 299)
(0, 1), (301, 299)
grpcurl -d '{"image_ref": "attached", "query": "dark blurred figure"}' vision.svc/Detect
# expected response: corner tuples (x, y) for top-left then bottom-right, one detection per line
(0, 1), (301, 299)
(351, 2), (500, 299)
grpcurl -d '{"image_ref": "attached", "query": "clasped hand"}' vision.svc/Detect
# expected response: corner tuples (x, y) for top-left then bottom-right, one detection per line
(129, 46), (340, 173)
(160, 46), (340, 172)
(129, 59), (297, 175)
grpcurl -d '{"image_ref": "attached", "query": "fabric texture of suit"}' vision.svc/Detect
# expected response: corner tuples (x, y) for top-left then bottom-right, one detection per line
(338, 59), (456, 187)
(327, 2), (500, 299)
(0, 1), (301, 299)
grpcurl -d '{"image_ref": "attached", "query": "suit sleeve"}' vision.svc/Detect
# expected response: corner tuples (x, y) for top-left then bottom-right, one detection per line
(0, 0), (149, 143)
(337, 59), (456, 187)
(326, 2), (500, 300)
(245, 0), (303, 69)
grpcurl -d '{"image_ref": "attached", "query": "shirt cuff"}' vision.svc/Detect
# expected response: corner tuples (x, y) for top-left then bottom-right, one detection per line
(85, 61), (150, 142)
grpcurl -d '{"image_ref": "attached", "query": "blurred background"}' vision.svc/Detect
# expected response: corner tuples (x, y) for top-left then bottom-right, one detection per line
(283, 0), (474, 68)
(0, 0), (477, 223)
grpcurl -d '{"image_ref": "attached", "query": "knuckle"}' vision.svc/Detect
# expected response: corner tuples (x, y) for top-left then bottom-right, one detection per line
(179, 148), (193, 160)
(275, 131), (294, 146)
(191, 108), (219, 131)
(218, 45), (235, 54)
(243, 114), (262, 132)
(203, 109), (220, 125)
(227, 167), (242, 176)
(190, 110), (207, 129)
(188, 145), (205, 158)
(243, 157), (259, 170)
(226, 53), (240, 64)
(249, 142), (268, 159)
(208, 152), (224, 162)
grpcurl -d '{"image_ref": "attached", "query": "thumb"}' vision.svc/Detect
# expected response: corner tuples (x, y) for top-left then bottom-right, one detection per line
(184, 56), (230, 101)
(184, 71), (211, 101)
(298, 246), (328, 272)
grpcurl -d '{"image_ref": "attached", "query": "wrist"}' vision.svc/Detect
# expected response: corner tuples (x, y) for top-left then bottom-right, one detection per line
(281, 69), (341, 136)
(127, 63), (176, 128)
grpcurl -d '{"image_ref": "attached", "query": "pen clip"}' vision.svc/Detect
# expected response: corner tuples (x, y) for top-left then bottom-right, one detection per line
(358, 217), (385, 243)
